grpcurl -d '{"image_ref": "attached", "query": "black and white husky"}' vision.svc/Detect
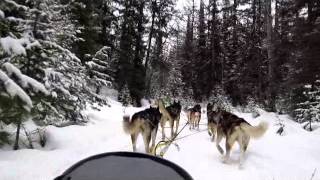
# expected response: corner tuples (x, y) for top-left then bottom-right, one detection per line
(123, 106), (162, 154)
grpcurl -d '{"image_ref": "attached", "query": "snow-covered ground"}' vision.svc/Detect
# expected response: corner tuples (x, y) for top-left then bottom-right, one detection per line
(0, 99), (320, 180)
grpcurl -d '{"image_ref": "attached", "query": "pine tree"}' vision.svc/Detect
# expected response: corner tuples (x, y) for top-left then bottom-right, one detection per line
(208, 0), (221, 87)
(116, 0), (142, 106)
(278, 0), (320, 118)
(195, 0), (208, 100)
(293, 80), (320, 131)
(87, 46), (115, 95)
(0, 0), (105, 133)
(118, 83), (132, 106)
(0, 0), (50, 149)
(147, 0), (176, 99)
(181, 14), (195, 98)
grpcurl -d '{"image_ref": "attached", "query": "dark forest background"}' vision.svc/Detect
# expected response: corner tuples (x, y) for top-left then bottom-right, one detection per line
(0, 0), (319, 148)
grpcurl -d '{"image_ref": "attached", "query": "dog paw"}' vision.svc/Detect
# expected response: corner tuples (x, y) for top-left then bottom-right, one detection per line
(222, 159), (229, 164)
(222, 157), (230, 164)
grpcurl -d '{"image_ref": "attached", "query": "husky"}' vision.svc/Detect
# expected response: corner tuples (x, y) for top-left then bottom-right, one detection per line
(187, 104), (201, 130)
(158, 99), (182, 140)
(123, 106), (162, 154)
(213, 109), (268, 168)
(207, 102), (218, 141)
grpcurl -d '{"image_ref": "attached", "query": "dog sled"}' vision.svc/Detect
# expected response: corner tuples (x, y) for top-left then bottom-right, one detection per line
(54, 151), (193, 180)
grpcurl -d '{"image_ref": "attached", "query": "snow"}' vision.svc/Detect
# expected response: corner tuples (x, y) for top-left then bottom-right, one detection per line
(25, 40), (41, 50)
(0, 10), (4, 19)
(0, 36), (29, 55)
(41, 40), (81, 62)
(2, 63), (49, 95)
(22, 75), (50, 95)
(87, 61), (107, 70)
(0, 70), (33, 111)
(51, 91), (57, 98)
(4, 0), (28, 11)
(0, 33), (40, 55)
(0, 100), (320, 180)
(2, 62), (23, 79)
(44, 68), (63, 81)
(305, 84), (312, 89)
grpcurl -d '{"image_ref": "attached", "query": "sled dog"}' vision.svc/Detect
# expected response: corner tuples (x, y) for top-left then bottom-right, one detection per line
(158, 99), (182, 140)
(214, 109), (268, 167)
(187, 104), (201, 130)
(123, 106), (162, 154)
(207, 102), (218, 141)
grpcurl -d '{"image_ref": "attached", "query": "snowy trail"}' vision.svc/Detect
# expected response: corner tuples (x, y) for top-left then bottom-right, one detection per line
(0, 100), (320, 180)
(166, 112), (320, 180)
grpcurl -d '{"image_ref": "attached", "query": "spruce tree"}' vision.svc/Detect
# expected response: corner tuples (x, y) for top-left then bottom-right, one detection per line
(293, 80), (320, 131)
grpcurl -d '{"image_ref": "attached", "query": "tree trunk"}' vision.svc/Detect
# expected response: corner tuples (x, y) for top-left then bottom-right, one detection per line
(13, 122), (21, 150)
(265, 0), (276, 111)
(144, 1), (156, 97)
(145, 1), (156, 70)
(134, 1), (144, 67)
(210, 0), (216, 83)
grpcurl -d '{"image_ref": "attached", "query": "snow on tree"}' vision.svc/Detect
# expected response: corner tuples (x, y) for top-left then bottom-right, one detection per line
(86, 46), (115, 95)
(150, 46), (184, 101)
(118, 83), (132, 106)
(0, 3), (50, 147)
(0, 61), (49, 149)
(293, 80), (320, 131)
(0, 0), (111, 148)
(208, 86), (232, 112)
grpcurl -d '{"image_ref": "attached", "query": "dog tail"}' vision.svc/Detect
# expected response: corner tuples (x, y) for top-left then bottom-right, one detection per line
(123, 115), (135, 134)
(241, 121), (268, 139)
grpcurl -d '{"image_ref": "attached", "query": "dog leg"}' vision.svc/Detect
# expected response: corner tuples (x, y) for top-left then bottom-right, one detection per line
(150, 128), (158, 153)
(188, 118), (192, 130)
(143, 131), (152, 154)
(239, 134), (250, 169)
(195, 117), (198, 130)
(208, 126), (212, 137)
(239, 145), (245, 169)
(223, 139), (231, 164)
(216, 130), (224, 155)
(161, 118), (166, 140)
(175, 116), (180, 136)
(187, 112), (191, 130)
(197, 117), (200, 131)
(170, 119), (174, 139)
(211, 127), (216, 142)
(223, 134), (237, 164)
(238, 135), (244, 168)
(243, 134), (250, 152)
(192, 117), (195, 130)
(208, 124), (213, 138)
(131, 132), (138, 152)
